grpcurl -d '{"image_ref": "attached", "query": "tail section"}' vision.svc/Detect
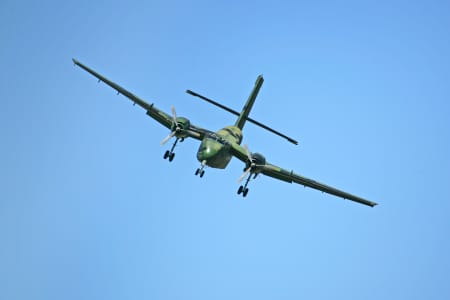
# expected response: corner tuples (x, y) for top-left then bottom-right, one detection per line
(234, 75), (264, 130)
(186, 75), (298, 145)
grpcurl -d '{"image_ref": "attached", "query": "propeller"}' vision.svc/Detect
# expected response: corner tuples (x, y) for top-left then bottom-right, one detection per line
(237, 167), (252, 183)
(237, 145), (259, 183)
(160, 106), (180, 145)
(160, 131), (176, 145)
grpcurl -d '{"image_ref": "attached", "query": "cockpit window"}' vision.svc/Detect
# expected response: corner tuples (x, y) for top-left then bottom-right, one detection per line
(207, 133), (228, 145)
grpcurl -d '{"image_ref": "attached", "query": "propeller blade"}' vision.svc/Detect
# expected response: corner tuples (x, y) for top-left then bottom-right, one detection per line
(160, 131), (176, 145)
(238, 167), (252, 183)
(170, 105), (180, 131)
(171, 106), (177, 123)
(243, 144), (252, 162)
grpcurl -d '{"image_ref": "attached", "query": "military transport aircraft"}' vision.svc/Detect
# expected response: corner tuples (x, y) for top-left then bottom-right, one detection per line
(72, 59), (377, 207)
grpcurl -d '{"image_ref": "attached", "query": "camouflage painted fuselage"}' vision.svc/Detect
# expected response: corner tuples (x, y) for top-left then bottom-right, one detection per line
(197, 126), (243, 169)
(196, 75), (264, 169)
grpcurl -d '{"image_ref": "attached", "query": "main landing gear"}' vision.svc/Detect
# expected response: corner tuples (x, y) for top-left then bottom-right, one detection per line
(237, 173), (258, 197)
(163, 137), (183, 162)
(195, 160), (207, 178)
(237, 185), (249, 197)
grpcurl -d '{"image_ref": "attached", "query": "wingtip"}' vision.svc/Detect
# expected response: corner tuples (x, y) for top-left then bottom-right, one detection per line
(72, 58), (79, 66)
(366, 201), (378, 207)
(287, 137), (299, 145)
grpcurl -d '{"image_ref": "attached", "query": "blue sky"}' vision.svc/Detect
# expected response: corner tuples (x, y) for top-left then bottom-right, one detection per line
(2, 0), (450, 299)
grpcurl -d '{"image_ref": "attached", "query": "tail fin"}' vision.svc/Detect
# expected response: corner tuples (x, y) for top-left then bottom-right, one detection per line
(234, 75), (264, 130)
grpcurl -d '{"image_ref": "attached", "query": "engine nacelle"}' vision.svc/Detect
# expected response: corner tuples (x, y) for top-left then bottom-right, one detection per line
(244, 152), (266, 170)
(171, 117), (191, 131)
(251, 152), (266, 165)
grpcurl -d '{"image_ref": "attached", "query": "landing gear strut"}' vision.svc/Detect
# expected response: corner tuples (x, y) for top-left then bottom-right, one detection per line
(195, 160), (206, 178)
(237, 172), (256, 197)
(163, 138), (182, 162)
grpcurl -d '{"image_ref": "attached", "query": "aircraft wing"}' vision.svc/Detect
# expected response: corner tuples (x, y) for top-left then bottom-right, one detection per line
(72, 59), (210, 141)
(230, 143), (377, 207)
(259, 164), (377, 207)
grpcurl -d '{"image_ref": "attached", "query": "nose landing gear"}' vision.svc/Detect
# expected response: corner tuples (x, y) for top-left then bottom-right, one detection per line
(195, 160), (207, 178)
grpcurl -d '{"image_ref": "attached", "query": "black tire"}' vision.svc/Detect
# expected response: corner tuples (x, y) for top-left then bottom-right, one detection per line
(195, 168), (200, 175)
(163, 150), (170, 159)
(200, 170), (205, 178)
(237, 185), (243, 194)
(169, 152), (175, 162)
(243, 188), (249, 197)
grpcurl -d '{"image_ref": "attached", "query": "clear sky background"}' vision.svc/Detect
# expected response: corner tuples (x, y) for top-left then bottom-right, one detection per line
(2, 0), (450, 299)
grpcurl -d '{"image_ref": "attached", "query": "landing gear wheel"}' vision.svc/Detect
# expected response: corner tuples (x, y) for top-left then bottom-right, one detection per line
(237, 185), (243, 195)
(168, 152), (175, 162)
(163, 150), (170, 159)
(195, 160), (207, 178)
(243, 188), (249, 197)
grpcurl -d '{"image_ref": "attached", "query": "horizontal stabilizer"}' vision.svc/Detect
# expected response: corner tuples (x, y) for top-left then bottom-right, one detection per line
(186, 89), (298, 145)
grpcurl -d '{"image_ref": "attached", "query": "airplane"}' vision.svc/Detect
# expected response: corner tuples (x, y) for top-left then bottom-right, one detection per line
(72, 59), (378, 207)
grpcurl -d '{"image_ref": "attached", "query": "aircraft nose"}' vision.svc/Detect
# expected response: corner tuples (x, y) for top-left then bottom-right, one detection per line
(197, 145), (212, 161)
(197, 139), (219, 162)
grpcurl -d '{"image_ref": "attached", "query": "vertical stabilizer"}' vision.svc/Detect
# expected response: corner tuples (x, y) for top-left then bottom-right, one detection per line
(234, 75), (264, 130)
